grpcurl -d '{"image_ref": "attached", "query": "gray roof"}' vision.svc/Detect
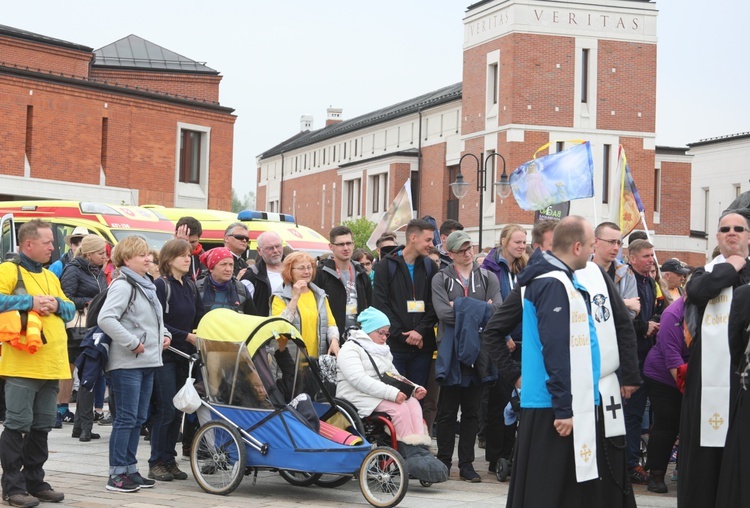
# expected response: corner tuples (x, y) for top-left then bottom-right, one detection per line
(259, 82), (462, 159)
(688, 131), (750, 148)
(93, 35), (218, 74)
(0, 24), (92, 52)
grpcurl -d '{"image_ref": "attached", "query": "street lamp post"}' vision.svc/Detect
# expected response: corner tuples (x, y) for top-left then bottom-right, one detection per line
(449, 151), (511, 251)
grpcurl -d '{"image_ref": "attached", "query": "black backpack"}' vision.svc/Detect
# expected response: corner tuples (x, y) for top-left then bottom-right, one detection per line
(85, 277), (137, 329)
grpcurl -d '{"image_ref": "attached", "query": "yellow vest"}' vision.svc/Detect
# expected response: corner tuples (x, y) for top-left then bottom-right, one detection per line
(0, 262), (72, 379)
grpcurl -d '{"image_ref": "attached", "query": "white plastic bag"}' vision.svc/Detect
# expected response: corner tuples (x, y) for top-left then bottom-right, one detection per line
(173, 377), (201, 414)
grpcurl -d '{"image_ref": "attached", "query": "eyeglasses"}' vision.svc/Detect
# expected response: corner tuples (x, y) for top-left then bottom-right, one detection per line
(373, 329), (390, 338)
(596, 238), (623, 247)
(452, 245), (473, 256)
(230, 234), (249, 242)
(719, 226), (746, 233)
(332, 241), (354, 248)
(262, 243), (283, 251)
(292, 265), (313, 272)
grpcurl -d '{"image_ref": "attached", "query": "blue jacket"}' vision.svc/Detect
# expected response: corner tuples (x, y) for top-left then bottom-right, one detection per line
(518, 249), (601, 418)
(435, 297), (497, 386)
(74, 327), (111, 391)
(481, 248), (522, 341)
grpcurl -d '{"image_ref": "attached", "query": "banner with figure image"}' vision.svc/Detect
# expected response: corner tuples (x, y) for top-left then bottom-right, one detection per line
(366, 178), (413, 250)
(509, 141), (594, 211)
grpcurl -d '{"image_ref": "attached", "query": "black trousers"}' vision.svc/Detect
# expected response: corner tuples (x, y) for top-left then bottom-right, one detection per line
(643, 375), (681, 473)
(485, 378), (517, 464)
(0, 429), (50, 497)
(436, 383), (481, 469)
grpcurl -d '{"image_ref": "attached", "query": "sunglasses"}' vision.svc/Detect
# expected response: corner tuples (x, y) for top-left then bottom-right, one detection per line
(719, 226), (746, 233)
(230, 234), (249, 242)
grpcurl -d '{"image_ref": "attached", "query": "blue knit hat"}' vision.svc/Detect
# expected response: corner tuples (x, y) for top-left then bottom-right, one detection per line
(358, 307), (390, 334)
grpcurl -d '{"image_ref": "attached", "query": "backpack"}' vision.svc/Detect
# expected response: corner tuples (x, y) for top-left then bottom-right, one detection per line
(85, 277), (137, 329)
(160, 276), (199, 314)
(442, 267), (490, 296)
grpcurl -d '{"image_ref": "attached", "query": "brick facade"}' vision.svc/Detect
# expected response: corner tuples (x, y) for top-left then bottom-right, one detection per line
(0, 27), (235, 210)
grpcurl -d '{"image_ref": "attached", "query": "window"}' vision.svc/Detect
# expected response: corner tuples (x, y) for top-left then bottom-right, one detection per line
(486, 150), (497, 204)
(345, 178), (361, 218)
(370, 173), (388, 214)
(354, 139), (358, 157)
(101, 117), (109, 171)
(25, 105), (33, 163)
(654, 166), (661, 212)
(703, 188), (710, 233)
(581, 49), (589, 103)
(488, 63), (499, 105)
(556, 141), (565, 153)
(602, 144), (611, 204)
(343, 142), (347, 160)
(179, 129), (202, 184)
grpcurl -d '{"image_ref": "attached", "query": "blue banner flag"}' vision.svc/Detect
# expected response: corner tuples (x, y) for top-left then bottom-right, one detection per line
(509, 141), (594, 211)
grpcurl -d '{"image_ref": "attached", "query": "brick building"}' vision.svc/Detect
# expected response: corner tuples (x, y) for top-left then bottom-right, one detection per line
(0, 26), (235, 209)
(257, 0), (714, 265)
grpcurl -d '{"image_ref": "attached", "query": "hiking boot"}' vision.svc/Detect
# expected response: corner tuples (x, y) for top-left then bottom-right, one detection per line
(129, 472), (155, 489)
(647, 471), (668, 493)
(459, 464), (482, 483)
(148, 463), (174, 481)
(29, 489), (64, 503)
(106, 474), (140, 493)
(3, 493), (39, 507)
(79, 430), (101, 442)
(165, 462), (188, 480)
(629, 465), (649, 485)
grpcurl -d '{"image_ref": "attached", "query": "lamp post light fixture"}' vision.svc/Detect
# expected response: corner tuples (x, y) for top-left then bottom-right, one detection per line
(450, 151), (510, 251)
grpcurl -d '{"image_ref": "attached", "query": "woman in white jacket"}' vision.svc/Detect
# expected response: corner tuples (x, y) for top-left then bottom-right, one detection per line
(336, 307), (429, 446)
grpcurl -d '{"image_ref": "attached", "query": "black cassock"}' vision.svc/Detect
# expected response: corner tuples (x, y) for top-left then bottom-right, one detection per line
(679, 261), (750, 508)
(715, 284), (750, 507)
(507, 407), (635, 508)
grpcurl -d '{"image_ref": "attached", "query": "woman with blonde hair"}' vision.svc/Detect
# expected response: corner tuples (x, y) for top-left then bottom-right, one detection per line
(271, 251), (340, 358)
(480, 223), (527, 475)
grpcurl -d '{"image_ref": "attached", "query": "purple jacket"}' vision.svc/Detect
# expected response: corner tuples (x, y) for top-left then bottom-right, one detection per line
(643, 296), (690, 388)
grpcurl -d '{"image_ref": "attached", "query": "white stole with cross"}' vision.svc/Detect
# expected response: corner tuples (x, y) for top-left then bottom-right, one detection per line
(536, 270), (599, 482)
(575, 262), (626, 438)
(700, 255), (732, 447)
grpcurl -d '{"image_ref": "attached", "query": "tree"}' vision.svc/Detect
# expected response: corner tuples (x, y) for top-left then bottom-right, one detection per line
(231, 189), (256, 213)
(342, 217), (376, 253)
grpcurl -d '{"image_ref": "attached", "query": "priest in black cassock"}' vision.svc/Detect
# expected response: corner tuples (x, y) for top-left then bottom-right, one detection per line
(679, 211), (750, 508)
(485, 216), (639, 508)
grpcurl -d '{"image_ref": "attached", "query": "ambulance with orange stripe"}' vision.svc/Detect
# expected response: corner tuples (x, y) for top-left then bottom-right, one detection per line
(143, 206), (330, 260)
(0, 201), (175, 262)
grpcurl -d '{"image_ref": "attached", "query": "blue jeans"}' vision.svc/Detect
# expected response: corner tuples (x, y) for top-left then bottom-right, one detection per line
(624, 382), (649, 468)
(149, 362), (185, 467)
(109, 368), (154, 475)
(390, 351), (432, 388)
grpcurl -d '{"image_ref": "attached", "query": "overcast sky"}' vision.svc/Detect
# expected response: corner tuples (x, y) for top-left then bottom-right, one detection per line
(4, 1), (747, 200)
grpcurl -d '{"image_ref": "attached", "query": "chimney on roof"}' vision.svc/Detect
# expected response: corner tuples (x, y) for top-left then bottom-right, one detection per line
(326, 107), (343, 127)
(300, 115), (314, 132)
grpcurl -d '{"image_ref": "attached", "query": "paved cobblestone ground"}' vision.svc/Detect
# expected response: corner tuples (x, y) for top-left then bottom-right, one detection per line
(2, 416), (678, 507)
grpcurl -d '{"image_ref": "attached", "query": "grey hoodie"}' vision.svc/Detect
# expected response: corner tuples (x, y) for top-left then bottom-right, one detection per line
(99, 273), (169, 371)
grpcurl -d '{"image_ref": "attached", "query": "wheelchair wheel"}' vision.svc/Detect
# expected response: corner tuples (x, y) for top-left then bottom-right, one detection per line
(190, 420), (246, 495)
(278, 470), (321, 487)
(359, 446), (409, 508)
(332, 397), (365, 435)
(314, 474), (353, 488)
(497, 458), (511, 482)
(419, 480), (432, 487)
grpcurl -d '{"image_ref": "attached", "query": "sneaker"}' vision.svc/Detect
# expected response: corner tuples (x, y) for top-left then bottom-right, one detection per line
(165, 462), (188, 480)
(129, 472), (155, 489)
(61, 410), (75, 424)
(670, 469), (679, 482)
(53, 412), (62, 429)
(459, 464), (482, 483)
(98, 413), (113, 426)
(148, 463), (174, 482)
(94, 411), (104, 422)
(477, 437), (486, 449)
(3, 492), (40, 507)
(629, 465), (649, 485)
(106, 474), (140, 493)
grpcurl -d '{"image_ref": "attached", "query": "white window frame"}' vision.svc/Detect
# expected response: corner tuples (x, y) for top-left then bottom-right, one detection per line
(175, 122), (211, 208)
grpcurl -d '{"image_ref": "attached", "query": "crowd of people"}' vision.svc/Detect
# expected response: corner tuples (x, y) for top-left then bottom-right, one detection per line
(1, 210), (748, 508)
